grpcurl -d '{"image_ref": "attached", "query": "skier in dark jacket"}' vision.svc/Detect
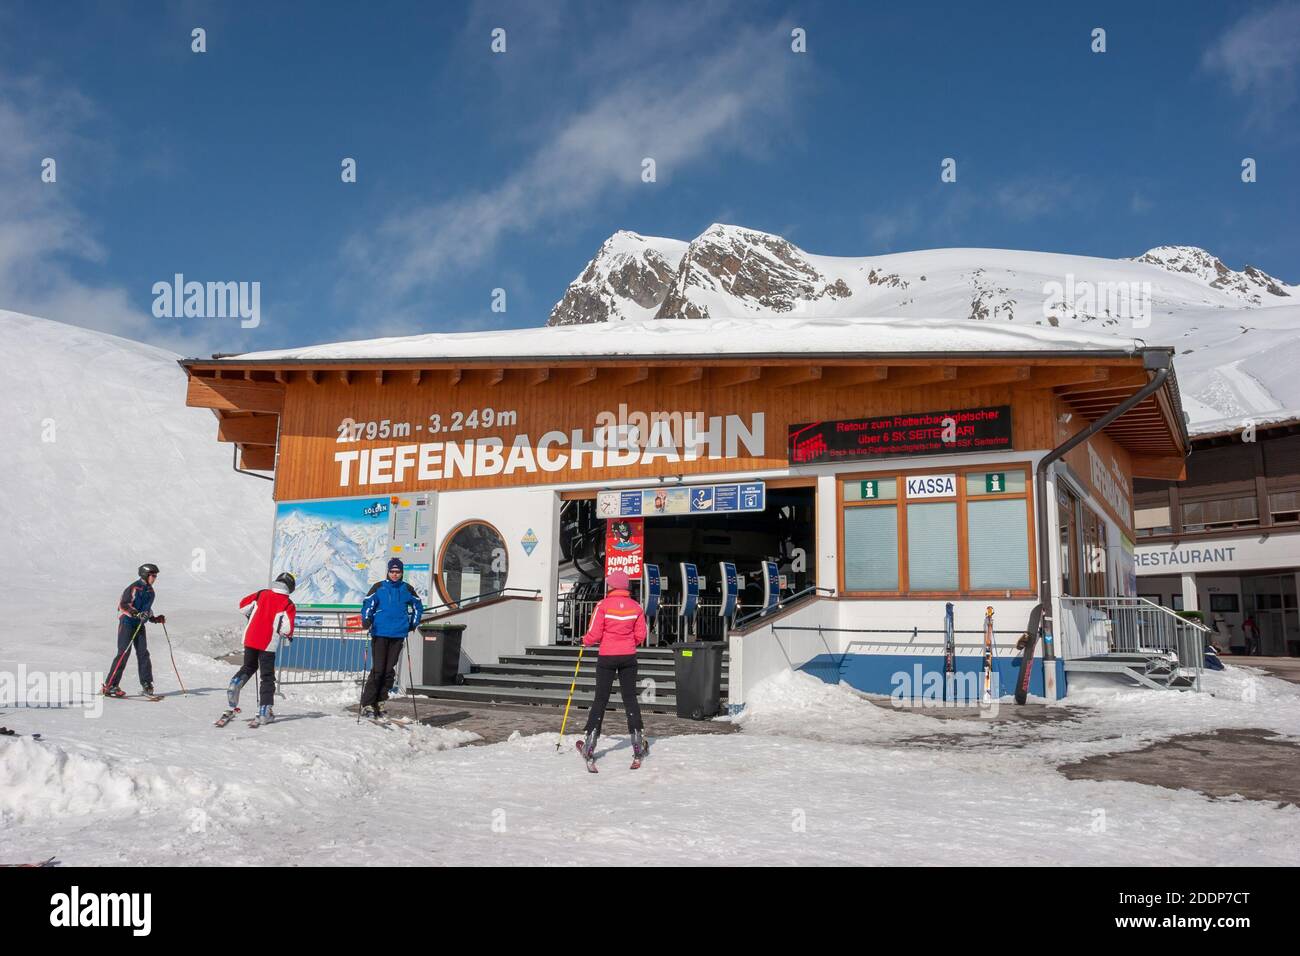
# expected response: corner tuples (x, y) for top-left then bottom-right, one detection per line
(359, 558), (424, 719)
(103, 564), (166, 698)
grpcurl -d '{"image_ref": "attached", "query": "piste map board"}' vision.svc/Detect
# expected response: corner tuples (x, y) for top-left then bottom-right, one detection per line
(787, 406), (1012, 465)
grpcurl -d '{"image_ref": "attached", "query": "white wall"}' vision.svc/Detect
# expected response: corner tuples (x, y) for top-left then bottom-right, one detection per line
(432, 486), (560, 647)
(412, 597), (544, 684)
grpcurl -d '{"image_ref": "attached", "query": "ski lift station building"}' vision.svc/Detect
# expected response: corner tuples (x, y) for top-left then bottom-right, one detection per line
(180, 317), (1193, 707)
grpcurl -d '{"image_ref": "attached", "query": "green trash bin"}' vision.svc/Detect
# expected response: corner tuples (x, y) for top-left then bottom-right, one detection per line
(418, 622), (466, 686)
(673, 642), (724, 720)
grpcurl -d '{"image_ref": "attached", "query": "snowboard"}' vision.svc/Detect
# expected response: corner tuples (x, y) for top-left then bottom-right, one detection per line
(1014, 604), (1045, 706)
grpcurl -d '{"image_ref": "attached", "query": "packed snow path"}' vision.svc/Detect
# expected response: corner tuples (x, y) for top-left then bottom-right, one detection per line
(3, 645), (1298, 866)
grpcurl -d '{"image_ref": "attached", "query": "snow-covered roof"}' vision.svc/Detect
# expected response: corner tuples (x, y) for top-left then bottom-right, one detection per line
(215, 317), (1158, 364)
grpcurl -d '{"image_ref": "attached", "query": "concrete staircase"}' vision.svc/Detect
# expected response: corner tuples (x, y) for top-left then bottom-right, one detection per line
(413, 644), (730, 713)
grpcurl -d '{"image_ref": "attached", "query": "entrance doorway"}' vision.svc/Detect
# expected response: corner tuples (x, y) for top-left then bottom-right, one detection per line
(556, 484), (817, 644)
(1241, 573), (1299, 657)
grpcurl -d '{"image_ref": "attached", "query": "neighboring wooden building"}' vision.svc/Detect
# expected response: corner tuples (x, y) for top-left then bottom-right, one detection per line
(1136, 415), (1300, 657)
(180, 319), (1189, 701)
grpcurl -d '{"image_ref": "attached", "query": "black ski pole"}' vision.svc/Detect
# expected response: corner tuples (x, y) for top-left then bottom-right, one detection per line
(160, 622), (188, 696)
(356, 629), (370, 723)
(402, 638), (420, 725)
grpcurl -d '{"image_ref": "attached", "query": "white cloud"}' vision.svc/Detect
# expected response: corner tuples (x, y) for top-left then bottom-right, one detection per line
(0, 74), (221, 356)
(1203, 1), (1300, 122)
(338, 16), (798, 312)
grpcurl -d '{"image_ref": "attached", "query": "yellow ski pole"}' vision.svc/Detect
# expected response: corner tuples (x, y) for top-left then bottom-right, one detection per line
(556, 643), (586, 751)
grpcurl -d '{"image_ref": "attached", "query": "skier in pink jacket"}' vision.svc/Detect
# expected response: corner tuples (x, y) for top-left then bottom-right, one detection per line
(580, 570), (648, 763)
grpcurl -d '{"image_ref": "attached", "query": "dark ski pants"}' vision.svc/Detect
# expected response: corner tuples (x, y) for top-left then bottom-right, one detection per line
(107, 618), (152, 689)
(360, 636), (407, 707)
(232, 647), (277, 708)
(583, 654), (644, 736)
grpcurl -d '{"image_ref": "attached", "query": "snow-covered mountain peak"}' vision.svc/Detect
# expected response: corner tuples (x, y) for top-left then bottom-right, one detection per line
(546, 227), (1300, 433)
(547, 231), (688, 326)
(1132, 245), (1293, 304)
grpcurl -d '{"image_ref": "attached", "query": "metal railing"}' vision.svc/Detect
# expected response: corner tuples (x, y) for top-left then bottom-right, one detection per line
(1057, 596), (1211, 689)
(274, 612), (371, 687)
(556, 593), (754, 645)
(731, 586), (836, 631)
(274, 588), (543, 688)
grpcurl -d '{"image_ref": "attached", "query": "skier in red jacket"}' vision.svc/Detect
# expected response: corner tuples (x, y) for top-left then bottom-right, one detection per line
(579, 570), (649, 763)
(226, 573), (297, 723)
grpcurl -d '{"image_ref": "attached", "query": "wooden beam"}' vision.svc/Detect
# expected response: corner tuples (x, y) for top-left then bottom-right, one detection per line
(273, 370), (289, 385)
(216, 414), (278, 445)
(485, 368), (506, 387)
(238, 445), (276, 471)
(339, 370), (352, 386)
(185, 376), (285, 414)
(615, 367), (649, 387)
(411, 369), (423, 386)
(1130, 455), (1187, 481)
(375, 370), (385, 386)
(1056, 369), (1148, 395)
(658, 366), (703, 387)
(448, 369), (463, 386)
(306, 370), (320, 385)
(761, 366), (822, 388)
(875, 366), (957, 388)
(567, 367), (599, 387)
(529, 368), (550, 386)
(820, 366), (889, 388)
(1026, 367), (1111, 390)
(951, 366), (1031, 388)
(709, 366), (762, 388)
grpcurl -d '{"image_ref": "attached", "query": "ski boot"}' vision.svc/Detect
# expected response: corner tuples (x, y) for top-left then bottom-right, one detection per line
(374, 701), (387, 719)
(577, 730), (600, 773)
(227, 674), (247, 710)
(630, 730), (648, 769)
(141, 683), (154, 696)
(101, 683), (126, 699)
(258, 704), (274, 724)
(362, 705), (380, 721)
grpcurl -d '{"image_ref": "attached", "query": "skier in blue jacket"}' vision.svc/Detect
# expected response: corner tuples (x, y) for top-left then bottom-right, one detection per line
(359, 558), (424, 719)
(103, 563), (166, 698)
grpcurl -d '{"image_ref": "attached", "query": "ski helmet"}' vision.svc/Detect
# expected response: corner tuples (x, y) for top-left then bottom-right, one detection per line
(274, 572), (296, 594)
(138, 563), (160, 579)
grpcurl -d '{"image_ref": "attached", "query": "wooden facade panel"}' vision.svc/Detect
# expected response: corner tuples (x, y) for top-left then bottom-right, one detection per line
(1056, 395), (1137, 537)
(186, 376), (286, 414)
(272, 376), (1068, 501)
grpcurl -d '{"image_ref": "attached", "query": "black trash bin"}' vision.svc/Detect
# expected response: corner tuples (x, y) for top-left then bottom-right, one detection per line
(673, 642), (724, 720)
(418, 622), (466, 686)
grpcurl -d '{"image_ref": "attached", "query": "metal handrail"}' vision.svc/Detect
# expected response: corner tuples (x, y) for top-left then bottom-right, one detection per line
(731, 586), (836, 630)
(1058, 595), (1206, 690)
(419, 587), (542, 622)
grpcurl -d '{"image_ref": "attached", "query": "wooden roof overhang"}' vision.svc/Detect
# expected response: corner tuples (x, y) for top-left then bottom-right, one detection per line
(179, 348), (1189, 480)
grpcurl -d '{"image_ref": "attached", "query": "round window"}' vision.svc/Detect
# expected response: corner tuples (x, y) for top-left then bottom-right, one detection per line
(437, 520), (508, 608)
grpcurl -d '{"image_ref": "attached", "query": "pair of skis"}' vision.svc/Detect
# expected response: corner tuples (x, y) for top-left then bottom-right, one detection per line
(214, 707), (272, 728)
(575, 737), (646, 773)
(944, 604), (997, 704)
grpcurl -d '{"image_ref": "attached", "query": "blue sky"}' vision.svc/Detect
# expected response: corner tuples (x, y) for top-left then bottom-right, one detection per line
(1, 0), (1297, 356)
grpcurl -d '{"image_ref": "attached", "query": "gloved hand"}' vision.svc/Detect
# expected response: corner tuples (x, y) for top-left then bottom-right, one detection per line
(150, 614), (166, 624)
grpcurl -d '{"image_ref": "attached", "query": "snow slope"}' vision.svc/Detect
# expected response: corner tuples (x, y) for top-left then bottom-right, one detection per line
(548, 225), (1300, 435)
(0, 309), (274, 664)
